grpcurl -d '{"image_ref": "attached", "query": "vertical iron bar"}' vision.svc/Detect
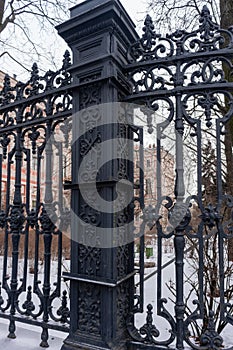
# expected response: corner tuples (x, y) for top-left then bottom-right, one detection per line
(40, 126), (53, 347)
(52, 140), (63, 298)
(174, 227), (185, 350)
(2, 146), (13, 289)
(174, 91), (185, 350)
(22, 148), (30, 291)
(157, 125), (162, 310)
(216, 120), (224, 321)
(56, 140), (63, 296)
(138, 127), (144, 312)
(196, 120), (204, 317)
(33, 147), (41, 293)
(9, 130), (23, 339)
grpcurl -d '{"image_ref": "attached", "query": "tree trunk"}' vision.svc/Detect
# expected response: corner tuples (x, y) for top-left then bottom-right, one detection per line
(220, 0), (233, 260)
(0, 1), (6, 26)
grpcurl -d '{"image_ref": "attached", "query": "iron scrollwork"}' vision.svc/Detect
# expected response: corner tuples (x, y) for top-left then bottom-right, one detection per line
(125, 4), (233, 350)
(0, 51), (72, 346)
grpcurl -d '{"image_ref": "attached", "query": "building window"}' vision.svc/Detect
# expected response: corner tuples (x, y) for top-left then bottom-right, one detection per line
(135, 179), (140, 196)
(147, 160), (150, 167)
(145, 178), (152, 195)
(32, 199), (37, 209)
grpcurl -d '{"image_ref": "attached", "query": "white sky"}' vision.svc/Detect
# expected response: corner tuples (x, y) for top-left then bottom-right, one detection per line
(0, 0), (148, 81)
(117, 0), (148, 23)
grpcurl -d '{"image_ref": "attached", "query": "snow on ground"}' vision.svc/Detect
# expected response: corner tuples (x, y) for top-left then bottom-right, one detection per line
(0, 256), (69, 349)
(135, 251), (233, 349)
(0, 251), (233, 349)
(0, 318), (65, 350)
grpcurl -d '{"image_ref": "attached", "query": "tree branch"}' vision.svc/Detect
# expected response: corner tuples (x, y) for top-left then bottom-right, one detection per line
(0, 50), (30, 71)
(0, 0), (17, 34)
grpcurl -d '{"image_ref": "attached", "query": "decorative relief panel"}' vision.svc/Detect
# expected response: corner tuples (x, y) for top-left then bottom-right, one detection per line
(78, 282), (101, 335)
(78, 245), (101, 276)
(117, 282), (130, 332)
(79, 83), (102, 110)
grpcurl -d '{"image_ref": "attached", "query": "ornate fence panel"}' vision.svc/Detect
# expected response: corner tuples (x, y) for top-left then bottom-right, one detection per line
(0, 1), (233, 350)
(0, 52), (72, 347)
(124, 4), (233, 350)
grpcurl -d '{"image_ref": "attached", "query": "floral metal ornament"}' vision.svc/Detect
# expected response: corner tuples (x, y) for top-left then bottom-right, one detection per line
(200, 311), (223, 350)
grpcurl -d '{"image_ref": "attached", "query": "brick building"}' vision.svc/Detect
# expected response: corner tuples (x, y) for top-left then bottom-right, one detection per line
(134, 143), (175, 251)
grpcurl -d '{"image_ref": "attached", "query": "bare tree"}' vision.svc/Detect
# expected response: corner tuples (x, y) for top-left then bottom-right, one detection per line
(146, 0), (220, 32)
(0, 0), (76, 77)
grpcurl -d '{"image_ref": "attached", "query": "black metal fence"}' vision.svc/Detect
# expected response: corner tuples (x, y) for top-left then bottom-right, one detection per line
(124, 4), (233, 350)
(0, 51), (72, 347)
(0, 1), (233, 350)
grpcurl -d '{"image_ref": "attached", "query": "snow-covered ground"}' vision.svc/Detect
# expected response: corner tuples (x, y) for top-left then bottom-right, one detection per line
(0, 318), (65, 350)
(0, 256), (69, 349)
(135, 250), (233, 349)
(0, 250), (233, 349)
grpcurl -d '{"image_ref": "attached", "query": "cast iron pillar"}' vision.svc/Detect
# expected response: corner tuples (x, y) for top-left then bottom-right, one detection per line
(57, 1), (138, 349)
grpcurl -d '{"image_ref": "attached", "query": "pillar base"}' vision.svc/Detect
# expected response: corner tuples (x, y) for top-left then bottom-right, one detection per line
(61, 335), (112, 350)
(61, 333), (129, 350)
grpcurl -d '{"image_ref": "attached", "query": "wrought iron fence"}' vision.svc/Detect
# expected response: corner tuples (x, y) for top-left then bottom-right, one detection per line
(0, 51), (72, 347)
(0, 2), (233, 350)
(124, 5), (233, 350)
